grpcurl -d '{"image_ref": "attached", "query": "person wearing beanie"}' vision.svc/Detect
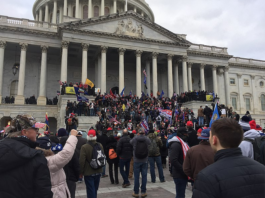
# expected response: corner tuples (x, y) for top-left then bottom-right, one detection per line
(36, 129), (78, 198)
(57, 128), (68, 137)
(79, 129), (104, 198)
(239, 116), (251, 132)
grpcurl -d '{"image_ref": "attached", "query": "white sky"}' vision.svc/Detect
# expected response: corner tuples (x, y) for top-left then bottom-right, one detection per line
(0, 0), (264, 60)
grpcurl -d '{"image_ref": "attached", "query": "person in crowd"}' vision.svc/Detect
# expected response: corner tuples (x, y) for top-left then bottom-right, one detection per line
(116, 129), (133, 188)
(239, 116), (251, 132)
(160, 131), (168, 168)
(79, 129), (104, 198)
(147, 129), (165, 183)
(245, 111), (252, 121)
(129, 130), (137, 179)
(197, 106), (204, 126)
(183, 128), (214, 182)
(130, 128), (151, 198)
(186, 121), (199, 147)
(203, 105), (212, 126)
(231, 111), (240, 122)
(192, 118), (265, 198)
(0, 115), (53, 198)
(106, 135), (119, 184)
(168, 127), (189, 198)
(239, 120), (261, 159)
(36, 129), (78, 198)
(97, 129), (109, 178)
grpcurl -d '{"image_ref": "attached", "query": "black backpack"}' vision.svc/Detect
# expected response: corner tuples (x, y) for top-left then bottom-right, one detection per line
(135, 139), (148, 159)
(244, 136), (265, 165)
(88, 142), (106, 169)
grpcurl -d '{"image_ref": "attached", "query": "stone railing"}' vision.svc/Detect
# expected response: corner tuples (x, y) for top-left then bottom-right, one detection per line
(229, 57), (265, 66)
(189, 44), (228, 54)
(0, 15), (58, 31)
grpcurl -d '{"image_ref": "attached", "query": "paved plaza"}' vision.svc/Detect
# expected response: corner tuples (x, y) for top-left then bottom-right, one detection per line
(75, 164), (193, 198)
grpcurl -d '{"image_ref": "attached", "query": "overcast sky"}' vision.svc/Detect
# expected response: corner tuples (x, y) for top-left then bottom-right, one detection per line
(0, 0), (264, 60)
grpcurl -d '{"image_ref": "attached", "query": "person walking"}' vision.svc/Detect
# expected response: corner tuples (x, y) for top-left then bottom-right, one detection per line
(160, 131), (168, 168)
(192, 118), (265, 198)
(116, 129), (133, 188)
(0, 115), (53, 198)
(147, 129), (165, 183)
(106, 135), (119, 184)
(76, 131), (87, 182)
(79, 129), (105, 198)
(197, 106), (204, 126)
(130, 128), (151, 198)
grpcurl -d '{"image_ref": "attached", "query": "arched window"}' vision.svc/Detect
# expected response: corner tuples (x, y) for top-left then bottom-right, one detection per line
(105, 7), (110, 15)
(73, 6), (76, 18)
(94, 6), (99, 17)
(83, 5), (88, 19)
(10, 80), (18, 97)
(261, 94), (265, 111)
(56, 10), (60, 24)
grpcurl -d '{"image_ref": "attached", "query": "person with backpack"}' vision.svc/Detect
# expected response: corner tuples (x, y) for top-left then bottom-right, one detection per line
(116, 129), (133, 188)
(79, 129), (106, 198)
(106, 135), (119, 184)
(97, 129), (109, 178)
(147, 129), (165, 183)
(130, 128), (151, 198)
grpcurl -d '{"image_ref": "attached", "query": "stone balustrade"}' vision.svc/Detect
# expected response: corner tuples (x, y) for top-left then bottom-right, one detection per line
(0, 15), (58, 31)
(189, 44), (228, 54)
(229, 57), (265, 66)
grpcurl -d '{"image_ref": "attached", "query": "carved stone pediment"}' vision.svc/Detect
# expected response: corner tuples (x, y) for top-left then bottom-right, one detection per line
(114, 19), (144, 38)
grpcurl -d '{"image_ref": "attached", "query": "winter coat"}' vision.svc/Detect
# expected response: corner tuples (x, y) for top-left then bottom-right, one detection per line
(106, 136), (119, 164)
(0, 137), (53, 198)
(183, 141), (214, 180)
(203, 107), (212, 116)
(45, 135), (77, 198)
(197, 108), (204, 117)
(192, 148), (265, 198)
(239, 129), (261, 159)
(187, 128), (200, 147)
(148, 133), (163, 157)
(160, 136), (168, 157)
(97, 133), (109, 154)
(130, 134), (151, 163)
(116, 134), (133, 159)
(168, 137), (187, 180)
(76, 136), (87, 157)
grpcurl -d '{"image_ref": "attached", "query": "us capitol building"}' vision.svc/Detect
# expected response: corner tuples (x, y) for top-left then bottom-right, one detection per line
(0, 0), (264, 130)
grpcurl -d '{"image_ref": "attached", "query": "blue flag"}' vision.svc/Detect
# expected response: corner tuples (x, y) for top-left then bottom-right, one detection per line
(144, 75), (147, 85)
(209, 103), (220, 127)
(212, 91), (215, 100)
(120, 87), (125, 96)
(160, 90), (164, 99)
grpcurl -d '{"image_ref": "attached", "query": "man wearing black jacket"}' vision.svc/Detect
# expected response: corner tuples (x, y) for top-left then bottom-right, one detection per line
(97, 129), (109, 178)
(0, 115), (53, 198)
(193, 118), (265, 198)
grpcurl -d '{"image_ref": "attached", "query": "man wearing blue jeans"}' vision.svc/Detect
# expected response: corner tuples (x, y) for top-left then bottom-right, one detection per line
(130, 128), (151, 198)
(117, 129), (133, 188)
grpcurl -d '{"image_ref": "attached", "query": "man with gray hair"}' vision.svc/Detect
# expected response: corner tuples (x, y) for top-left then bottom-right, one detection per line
(0, 114), (53, 198)
(117, 128), (133, 188)
(130, 128), (151, 198)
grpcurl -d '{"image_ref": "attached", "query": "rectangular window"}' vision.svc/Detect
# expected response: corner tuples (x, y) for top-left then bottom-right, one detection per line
(230, 78), (235, 85)
(246, 98), (251, 110)
(232, 97), (237, 110)
(244, 79), (249, 86)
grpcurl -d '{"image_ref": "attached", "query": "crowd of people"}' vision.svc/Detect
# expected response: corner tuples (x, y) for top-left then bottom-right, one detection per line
(3, 95), (58, 105)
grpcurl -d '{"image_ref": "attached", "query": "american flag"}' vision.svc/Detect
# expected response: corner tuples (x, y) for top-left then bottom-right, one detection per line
(108, 116), (121, 124)
(143, 69), (147, 77)
(141, 119), (149, 133)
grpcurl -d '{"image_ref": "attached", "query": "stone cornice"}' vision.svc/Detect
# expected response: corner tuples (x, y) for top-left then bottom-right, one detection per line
(187, 50), (233, 59)
(229, 62), (265, 70)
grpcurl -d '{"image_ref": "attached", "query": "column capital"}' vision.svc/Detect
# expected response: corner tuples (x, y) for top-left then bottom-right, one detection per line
(179, 55), (188, 62)
(19, 43), (28, 51)
(200, 63), (206, 69)
(118, 48), (126, 55)
(152, 52), (159, 58)
(101, 46), (108, 53)
(237, 73), (242, 78)
(250, 75), (256, 80)
(218, 68), (224, 75)
(81, 43), (89, 51)
(187, 62), (193, 68)
(167, 54), (174, 60)
(224, 66), (230, 72)
(40, 45), (49, 53)
(61, 41), (69, 49)
(212, 65), (218, 70)
(135, 50), (143, 57)
(0, 41), (6, 49)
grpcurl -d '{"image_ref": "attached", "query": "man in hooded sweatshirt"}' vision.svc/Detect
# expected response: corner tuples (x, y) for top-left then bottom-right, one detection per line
(239, 120), (261, 159)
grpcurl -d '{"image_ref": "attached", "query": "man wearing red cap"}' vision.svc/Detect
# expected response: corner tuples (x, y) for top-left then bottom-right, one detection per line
(186, 121), (199, 147)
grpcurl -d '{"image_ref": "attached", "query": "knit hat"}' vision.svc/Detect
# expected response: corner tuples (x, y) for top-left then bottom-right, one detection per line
(36, 137), (56, 149)
(57, 128), (67, 137)
(186, 121), (193, 127)
(87, 129), (97, 141)
(198, 129), (210, 140)
(107, 127), (113, 131)
(249, 120), (256, 130)
(132, 130), (137, 134)
(241, 116), (250, 123)
(157, 130), (160, 133)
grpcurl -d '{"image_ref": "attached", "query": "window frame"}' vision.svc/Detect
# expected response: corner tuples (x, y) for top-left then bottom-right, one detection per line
(230, 78), (236, 85)
(232, 97), (237, 110)
(245, 98), (251, 111)
(243, 79), (249, 86)
(261, 94), (265, 111)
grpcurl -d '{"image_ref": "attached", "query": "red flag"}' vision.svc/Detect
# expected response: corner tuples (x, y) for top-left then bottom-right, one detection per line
(110, 89), (116, 98)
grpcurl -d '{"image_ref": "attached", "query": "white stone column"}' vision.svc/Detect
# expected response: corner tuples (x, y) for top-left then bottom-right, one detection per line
(118, 48), (126, 94)
(45, 4), (49, 22)
(89, 0), (92, 17)
(97, 55), (101, 89)
(101, 0), (105, 16)
(15, 43), (28, 105)
(64, 0), (68, 16)
(237, 74), (244, 114)
(82, 43), (89, 83)
(68, 5), (73, 17)
(39, 9), (43, 22)
(167, 54), (173, 97)
(59, 6), (63, 23)
(124, 0), (128, 11)
(36, 13), (39, 21)
(37, 45), (48, 105)
(100, 46), (108, 94)
(146, 59), (151, 96)
(182, 56), (188, 92)
(187, 62), (193, 91)
(152, 52), (158, 97)
(212, 65), (218, 95)
(136, 50), (143, 97)
(141, 11), (144, 16)
(0, 41), (6, 104)
(113, 0), (117, 13)
(174, 62), (179, 95)
(52, 0), (57, 24)
(76, 0), (79, 18)
(134, 7), (137, 12)
(224, 66), (231, 107)
(200, 64), (205, 91)
(250, 75), (256, 113)
(60, 41), (69, 83)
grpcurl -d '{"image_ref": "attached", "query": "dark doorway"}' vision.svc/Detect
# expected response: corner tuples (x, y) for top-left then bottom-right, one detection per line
(0, 117), (12, 130)
(48, 117), (57, 133)
(111, 87), (119, 95)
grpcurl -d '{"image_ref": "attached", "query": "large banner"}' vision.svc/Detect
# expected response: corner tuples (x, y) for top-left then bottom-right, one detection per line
(206, 95), (213, 101)
(65, 87), (76, 95)
(158, 108), (172, 120)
